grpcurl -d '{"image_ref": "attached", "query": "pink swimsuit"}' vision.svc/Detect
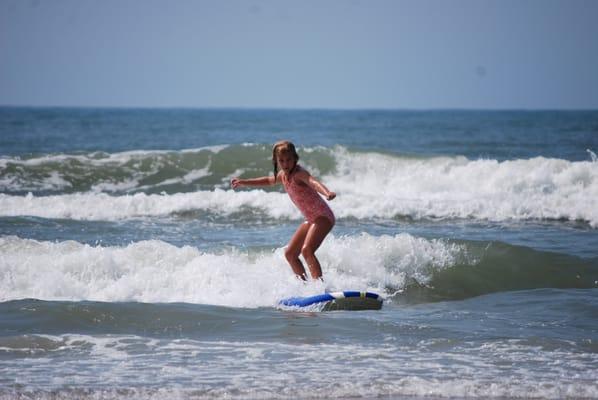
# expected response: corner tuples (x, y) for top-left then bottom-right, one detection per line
(282, 165), (335, 225)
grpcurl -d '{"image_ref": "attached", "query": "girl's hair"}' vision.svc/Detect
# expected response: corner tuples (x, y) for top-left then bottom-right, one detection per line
(272, 140), (299, 181)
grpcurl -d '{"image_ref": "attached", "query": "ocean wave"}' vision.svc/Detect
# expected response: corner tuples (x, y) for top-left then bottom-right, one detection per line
(329, 147), (598, 226)
(1, 235), (595, 306)
(1, 144), (597, 226)
(0, 144), (336, 195)
(0, 145), (235, 195)
(403, 241), (598, 302)
(0, 234), (462, 306)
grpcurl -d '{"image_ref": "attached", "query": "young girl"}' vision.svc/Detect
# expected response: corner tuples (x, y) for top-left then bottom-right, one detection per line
(231, 141), (336, 281)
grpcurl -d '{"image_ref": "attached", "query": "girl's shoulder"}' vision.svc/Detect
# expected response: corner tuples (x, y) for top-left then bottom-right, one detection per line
(276, 170), (289, 186)
(290, 165), (310, 184)
(293, 164), (309, 175)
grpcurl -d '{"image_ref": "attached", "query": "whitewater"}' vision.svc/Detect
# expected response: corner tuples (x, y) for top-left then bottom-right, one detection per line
(0, 233), (466, 306)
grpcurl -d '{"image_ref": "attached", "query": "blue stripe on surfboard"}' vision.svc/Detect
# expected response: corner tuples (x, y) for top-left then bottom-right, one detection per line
(279, 293), (335, 307)
(279, 291), (380, 307)
(340, 291), (380, 299)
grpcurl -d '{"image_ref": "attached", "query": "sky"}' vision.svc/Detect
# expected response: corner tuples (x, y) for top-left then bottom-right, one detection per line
(1, 0), (597, 109)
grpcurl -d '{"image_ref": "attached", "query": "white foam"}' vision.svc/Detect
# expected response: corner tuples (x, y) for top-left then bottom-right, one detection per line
(0, 171), (74, 193)
(154, 163), (212, 187)
(181, 144), (229, 154)
(0, 189), (297, 220)
(90, 179), (141, 193)
(326, 148), (598, 227)
(0, 234), (464, 306)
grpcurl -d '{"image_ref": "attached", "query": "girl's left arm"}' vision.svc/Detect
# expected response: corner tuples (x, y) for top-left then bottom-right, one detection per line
(297, 170), (336, 200)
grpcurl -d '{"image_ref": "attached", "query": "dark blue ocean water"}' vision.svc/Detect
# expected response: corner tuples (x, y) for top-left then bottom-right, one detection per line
(1, 107), (597, 399)
(2, 108), (596, 161)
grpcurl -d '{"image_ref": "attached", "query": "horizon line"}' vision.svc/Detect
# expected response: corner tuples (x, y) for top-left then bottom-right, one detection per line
(1, 104), (597, 112)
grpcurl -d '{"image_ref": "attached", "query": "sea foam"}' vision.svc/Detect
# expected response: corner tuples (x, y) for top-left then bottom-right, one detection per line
(0, 234), (463, 306)
(328, 147), (598, 224)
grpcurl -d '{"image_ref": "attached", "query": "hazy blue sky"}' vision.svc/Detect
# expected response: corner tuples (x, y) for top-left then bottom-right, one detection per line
(1, 0), (597, 109)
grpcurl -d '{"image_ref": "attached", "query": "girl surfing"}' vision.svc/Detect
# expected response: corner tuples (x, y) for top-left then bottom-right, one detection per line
(231, 141), (336, 281)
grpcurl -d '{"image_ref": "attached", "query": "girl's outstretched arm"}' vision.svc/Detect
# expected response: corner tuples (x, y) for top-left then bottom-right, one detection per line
(295, 170), (336, 200)
(231, 175), (276, 189)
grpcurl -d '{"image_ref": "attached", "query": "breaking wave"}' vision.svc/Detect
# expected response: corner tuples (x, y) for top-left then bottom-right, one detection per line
(1, 144), (596, 226)
(1, 235), (596, 306)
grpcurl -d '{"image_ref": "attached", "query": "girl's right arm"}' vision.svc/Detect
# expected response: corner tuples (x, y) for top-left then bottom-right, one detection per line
(231, 175), (276, 189)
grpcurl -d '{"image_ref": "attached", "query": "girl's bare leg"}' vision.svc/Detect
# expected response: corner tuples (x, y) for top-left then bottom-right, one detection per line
(301, 217), (334, 280)
(284, 222), (310, 280)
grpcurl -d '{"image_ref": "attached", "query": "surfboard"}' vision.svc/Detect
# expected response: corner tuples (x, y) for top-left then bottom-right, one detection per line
(278, 291), (383, 311)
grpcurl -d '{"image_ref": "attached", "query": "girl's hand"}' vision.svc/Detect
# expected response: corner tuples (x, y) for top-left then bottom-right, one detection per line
(231, 178), (241, 189)
(326, 192), (336, 201)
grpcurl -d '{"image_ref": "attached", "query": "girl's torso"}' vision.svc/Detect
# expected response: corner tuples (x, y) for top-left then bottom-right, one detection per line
(281, 165), (335, 225)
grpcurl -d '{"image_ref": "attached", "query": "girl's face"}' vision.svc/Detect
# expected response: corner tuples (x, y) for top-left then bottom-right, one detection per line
(276, 152), (296, 174)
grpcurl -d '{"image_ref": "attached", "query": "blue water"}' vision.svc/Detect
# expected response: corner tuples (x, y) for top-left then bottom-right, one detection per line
(1, 107), (597, 399)
(2, 108), (596, 160)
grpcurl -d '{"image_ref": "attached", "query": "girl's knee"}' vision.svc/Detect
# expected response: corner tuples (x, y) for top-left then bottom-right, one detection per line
(285, 247), (300, 261)
(316, 216), (333, 228)
(301, 245), (315, 260)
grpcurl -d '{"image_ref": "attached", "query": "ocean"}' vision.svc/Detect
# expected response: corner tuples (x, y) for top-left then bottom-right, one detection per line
(0, 107), (597, 399)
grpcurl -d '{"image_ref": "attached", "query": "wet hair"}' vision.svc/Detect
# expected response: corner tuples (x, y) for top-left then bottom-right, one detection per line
(272, 140), (299, 182)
